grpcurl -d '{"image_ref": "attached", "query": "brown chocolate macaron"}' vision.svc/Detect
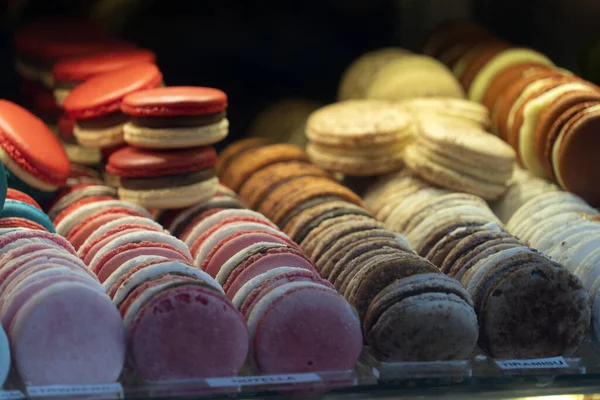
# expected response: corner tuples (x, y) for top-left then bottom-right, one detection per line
(472, 253), (590, 358)
(325, 237), (412, 284)
(346, 252), (440, 322)
(283, 200), (373, 242)
(364, 273), (478, 362)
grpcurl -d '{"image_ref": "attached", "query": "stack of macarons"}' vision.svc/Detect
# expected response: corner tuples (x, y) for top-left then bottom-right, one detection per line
(100, 86), (229, 209)
(305, 100), (413, 176)
(52, 48), (157, 167)
(0, 100), (70, 204)
(422, 20), (554, 104)
(365, 177), (592, 358)
(0, 228), (126, 385)
(12, 17), (129, 125)
(339, 51), (465, 101)
(404, 118), (516, 200)
(218, 140), (481, 362)
(425, 21), (600, 206)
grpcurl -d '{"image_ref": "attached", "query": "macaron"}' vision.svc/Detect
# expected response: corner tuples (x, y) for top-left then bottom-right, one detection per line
(121, 86), (228, 149)
(222, 144), (309, 192)
(305, 100), (412, 176)
(5, 188), (41, 210)
(216, 243), (316, 296)
(126, 282), (248, 381)
(0, 100), (69, 202)
(47, 184), (118, 221)
(364, 273), (478, 361)
(11, 281), (125, 385)
(0, 199), (54, 233)
(216, 138), (269, 182)
(245, 281), (362, 374)
(63, 63), (163, 148)
(52, 49), (157, 106)
(105, 146), (218, 209)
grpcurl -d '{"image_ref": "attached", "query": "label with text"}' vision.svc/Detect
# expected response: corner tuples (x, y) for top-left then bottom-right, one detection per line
(206, 373), (322, 388)
(0, 391), (25, 400)
(495, 356), (569, 370)
(27, 383), (123, 398)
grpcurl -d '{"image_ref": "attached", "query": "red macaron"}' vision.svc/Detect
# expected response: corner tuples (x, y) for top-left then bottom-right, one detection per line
(121, 86), (229, 149)
(0, 100), (70, 201)
(106, 146), (219, 209)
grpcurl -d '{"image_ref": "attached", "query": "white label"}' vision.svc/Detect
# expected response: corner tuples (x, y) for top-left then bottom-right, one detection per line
(0, 391), (25, 400)
(27, 383), (123, 398)
(206, 373), (322, 388)
(495, 356), (569, 370)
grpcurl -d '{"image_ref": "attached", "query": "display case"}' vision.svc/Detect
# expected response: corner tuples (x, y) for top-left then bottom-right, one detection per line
(2, 1), (600, 399)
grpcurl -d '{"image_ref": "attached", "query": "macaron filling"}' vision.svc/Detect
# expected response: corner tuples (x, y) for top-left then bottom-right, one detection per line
(120, 168), (216, 191)
(130, 111), (226, 129)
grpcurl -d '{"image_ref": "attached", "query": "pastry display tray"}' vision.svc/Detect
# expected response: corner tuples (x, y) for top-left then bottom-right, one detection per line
(4, 343), (600, 400)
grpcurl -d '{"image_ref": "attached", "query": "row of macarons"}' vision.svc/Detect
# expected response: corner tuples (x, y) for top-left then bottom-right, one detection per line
(6, 174), (367, 383)
(218, 138), (595, 360)
(364, 169), (593, 357)
(422, 20), (600, 206)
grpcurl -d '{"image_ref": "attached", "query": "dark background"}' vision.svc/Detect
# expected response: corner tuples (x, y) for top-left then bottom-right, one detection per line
(2, 0), (600, 142)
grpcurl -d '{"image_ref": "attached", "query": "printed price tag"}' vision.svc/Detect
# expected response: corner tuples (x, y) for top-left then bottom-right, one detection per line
(206, 373), (322, 388)
(27, 383), (123, 398)
(0, 390), (25, 400)
(495, 356), (569, 370)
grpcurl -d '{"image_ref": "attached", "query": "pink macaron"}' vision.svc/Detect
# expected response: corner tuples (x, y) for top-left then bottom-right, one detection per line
(221, 245), (317, 298)
(88, 231), (192, 282)
(125, 283), (248, 381)
(202, 230), (302, 277)
(11, 281), (126, 385)
(246, 282), (362, 374)
(66, 208), (150, 250)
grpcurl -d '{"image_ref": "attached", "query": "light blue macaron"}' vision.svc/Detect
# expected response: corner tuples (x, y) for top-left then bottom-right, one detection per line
(0, 199), (55, 233)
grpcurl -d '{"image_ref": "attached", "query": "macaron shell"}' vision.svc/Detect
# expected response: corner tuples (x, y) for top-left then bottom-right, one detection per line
(6, 188), (40, 210)
(11, 281), (126, 385)
(121, 86), (227, 117)
(53, 49), (156, 82)
(64, 63), (163, 119)
(106, 146), (217, 178)
(0, 325), (9, 387)
(127, 284), (248, 381)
